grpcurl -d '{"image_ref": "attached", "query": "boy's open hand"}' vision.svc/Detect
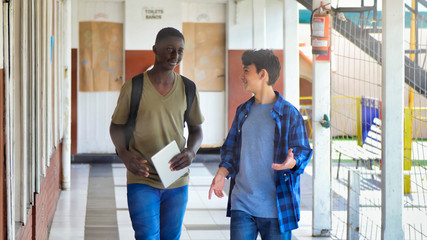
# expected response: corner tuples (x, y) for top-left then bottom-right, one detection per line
(208, 167), (229, 199)
(271, 148), (296, 170)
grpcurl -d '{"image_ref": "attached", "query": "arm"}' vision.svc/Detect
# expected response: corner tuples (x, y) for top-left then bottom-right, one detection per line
(288, 113), (313, 174)
(208, 167), (229, 199)
(218, 106), (243, 179)
(208, 105), (246, 200)
(272, 111), (312, 174)
(169, 124), (203, 171)
(110, 122), (149, 177)
(272, 148), (296, 170)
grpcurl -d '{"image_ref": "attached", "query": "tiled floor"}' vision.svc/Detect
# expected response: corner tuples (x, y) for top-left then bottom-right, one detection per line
(49, 158), (329, 240)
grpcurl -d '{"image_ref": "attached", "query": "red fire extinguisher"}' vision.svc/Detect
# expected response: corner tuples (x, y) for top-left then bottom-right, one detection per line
(311, 3), (331, 55)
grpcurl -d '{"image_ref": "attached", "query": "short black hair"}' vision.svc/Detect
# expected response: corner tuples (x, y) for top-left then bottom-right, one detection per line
(241, 49), (281, 86)
(155, 27), (185, 44)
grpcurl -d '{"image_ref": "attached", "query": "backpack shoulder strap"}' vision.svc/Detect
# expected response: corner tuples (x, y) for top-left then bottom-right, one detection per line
(181, 75), (196, 124)
(125, 73), (144, 149)
(129, 73), (144, 123)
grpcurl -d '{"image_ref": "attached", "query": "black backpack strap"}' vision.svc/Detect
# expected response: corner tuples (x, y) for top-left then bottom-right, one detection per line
(181, 75), (196, 124)
(125, 73), (144, 149)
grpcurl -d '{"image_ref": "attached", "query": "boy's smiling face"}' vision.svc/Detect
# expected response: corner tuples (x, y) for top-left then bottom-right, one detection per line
(240, 64), (262, 93)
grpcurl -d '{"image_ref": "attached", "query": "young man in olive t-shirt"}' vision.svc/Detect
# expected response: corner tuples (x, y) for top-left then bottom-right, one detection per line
(110, 27), (204, 240)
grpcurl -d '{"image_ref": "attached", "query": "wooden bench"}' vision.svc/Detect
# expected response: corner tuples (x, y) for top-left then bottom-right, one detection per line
(333, 118), (382, 179)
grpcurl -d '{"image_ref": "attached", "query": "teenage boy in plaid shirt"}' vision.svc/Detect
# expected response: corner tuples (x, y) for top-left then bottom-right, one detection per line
(209, 49), (312, 240)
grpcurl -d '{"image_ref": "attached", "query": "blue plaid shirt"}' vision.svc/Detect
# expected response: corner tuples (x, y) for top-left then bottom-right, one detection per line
(220, 91), (313, 233)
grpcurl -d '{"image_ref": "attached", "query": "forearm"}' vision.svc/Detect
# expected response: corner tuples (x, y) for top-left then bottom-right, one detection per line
(110, 122), (149, 176)
(109, 123), (127, 155)
(186, 124), (203, 158)
(216, 166), (229, 178)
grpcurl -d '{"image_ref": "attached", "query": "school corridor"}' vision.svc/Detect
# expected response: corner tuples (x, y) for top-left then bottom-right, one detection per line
(48, 155), (328, 240)
(2, 0), (419, 239)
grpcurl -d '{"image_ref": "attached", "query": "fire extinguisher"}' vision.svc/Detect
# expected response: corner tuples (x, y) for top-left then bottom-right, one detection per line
(311, 3), (331, 55)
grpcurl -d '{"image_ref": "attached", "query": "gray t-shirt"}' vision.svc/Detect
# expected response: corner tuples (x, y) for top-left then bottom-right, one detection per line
(231, 102), (278, 218)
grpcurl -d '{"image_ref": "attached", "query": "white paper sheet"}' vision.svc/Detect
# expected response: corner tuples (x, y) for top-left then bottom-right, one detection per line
(151, 140), (189, 188)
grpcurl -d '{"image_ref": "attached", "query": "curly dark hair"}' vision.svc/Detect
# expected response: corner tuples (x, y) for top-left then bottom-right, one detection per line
(241, 49), (281, 86)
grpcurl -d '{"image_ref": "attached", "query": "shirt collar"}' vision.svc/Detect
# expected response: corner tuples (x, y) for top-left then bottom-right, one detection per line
(246, 91), (286, 117)
(272, 91), (286, 117)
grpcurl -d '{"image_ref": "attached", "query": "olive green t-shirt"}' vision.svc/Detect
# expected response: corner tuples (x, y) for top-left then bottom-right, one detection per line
(111, 72), (204, 189)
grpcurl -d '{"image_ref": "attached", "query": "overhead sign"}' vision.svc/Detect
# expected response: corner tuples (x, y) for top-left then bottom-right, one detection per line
(144, 8), (164, 19)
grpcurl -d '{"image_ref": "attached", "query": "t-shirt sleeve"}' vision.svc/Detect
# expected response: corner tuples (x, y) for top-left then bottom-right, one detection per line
(186, 89), (204, 126)
(111, 79), (132, 125)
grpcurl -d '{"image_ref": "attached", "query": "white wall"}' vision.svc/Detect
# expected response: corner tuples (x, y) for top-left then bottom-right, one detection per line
(227, 0), (286, 49)
(266, 0), (284, 49)
(182, 1), (226, 22)
(79, 1), (124, 22)
(228, 0), (253, 49)
(71, 0), (78, 48)
(125, 0), (182, 50)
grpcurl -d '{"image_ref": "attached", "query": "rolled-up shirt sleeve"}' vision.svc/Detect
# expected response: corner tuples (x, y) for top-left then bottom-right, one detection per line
(288, 109), (312, 175)
(219, 106), (243, 179)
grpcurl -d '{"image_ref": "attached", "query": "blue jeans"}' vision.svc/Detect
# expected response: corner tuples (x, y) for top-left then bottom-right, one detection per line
(230, 210), (292, 240)
(127, 183), (188, 240)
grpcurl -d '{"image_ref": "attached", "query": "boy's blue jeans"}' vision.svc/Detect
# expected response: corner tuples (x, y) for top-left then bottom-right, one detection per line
(127, 183), (188, 240)
(230, 210), (292, 240)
